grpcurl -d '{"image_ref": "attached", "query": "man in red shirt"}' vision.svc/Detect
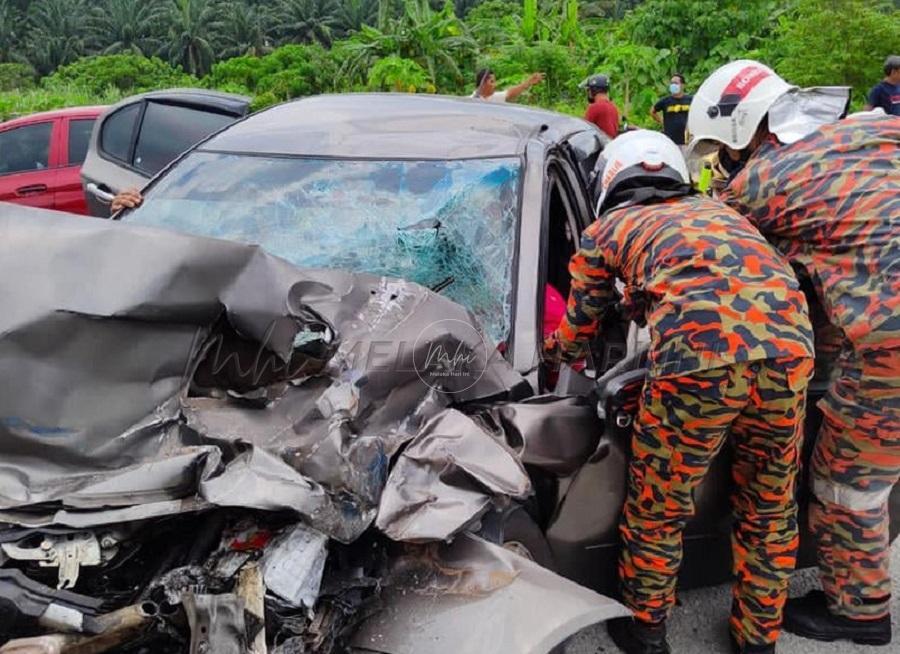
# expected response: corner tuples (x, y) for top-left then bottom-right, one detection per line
(584, 74), (620, 139)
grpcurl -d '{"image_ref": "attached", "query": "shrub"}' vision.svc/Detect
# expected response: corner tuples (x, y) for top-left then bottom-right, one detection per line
(367, 56), (432, 92)
(0, 63), (36, 92)
(0, 85), (124, 122)
(205, 44), (340, 100)
(44, 54), (195, 96)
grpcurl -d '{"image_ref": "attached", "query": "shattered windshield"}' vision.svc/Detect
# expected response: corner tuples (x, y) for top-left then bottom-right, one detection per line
(126, 153), (521, 343)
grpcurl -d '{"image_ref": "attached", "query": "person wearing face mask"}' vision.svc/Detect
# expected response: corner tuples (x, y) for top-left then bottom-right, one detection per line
(688, 59), (900, 649)
(650, 74), (693, 145)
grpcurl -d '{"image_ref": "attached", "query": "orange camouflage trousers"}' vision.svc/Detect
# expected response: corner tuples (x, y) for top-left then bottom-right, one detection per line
(809, 345), (900, 619)
(619, 357), (813, 646)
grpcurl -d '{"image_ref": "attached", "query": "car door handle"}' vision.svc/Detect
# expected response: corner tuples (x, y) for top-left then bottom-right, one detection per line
(85, 182), (115, 203)
(15, 184), (48, 196)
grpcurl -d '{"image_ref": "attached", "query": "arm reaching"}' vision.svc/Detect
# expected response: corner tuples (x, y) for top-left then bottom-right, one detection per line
(505, 72), (545, 102)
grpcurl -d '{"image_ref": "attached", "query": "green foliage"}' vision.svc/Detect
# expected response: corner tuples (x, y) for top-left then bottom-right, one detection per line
(0, 85), (125, 121)
(591, 41), (673, 125)
(24, 0), (90, 75)
(771, 0), (900, 107)
(0, 0), (23, 62)
(341, 0), (477, 90)
(367, 54), (432, 91)
(465, 0), (521, 48)
(522, 0), (537, 41)
(486, 40), (586, 106)
(44, 54), (195, 95)
(621, 0), (782, 80)
(275, 0), (339, 45)
(87, 0), (165, 56)
(206, 43), (339, 100)
(162, 0), (221, 77)
(217, 1), (271, 59)
(0, 63), (36, 91)
(2, 0), (897, 133)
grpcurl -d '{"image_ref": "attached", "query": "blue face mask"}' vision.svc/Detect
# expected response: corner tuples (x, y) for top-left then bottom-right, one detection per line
(669, 83), (681, 94)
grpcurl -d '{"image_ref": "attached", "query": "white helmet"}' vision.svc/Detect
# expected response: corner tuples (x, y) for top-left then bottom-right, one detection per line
(594, 130), (690, 213)
(687, 60), (794, 154)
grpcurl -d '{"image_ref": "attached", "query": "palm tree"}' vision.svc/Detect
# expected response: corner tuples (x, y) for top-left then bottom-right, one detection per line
(88, 0), (166, 56)
(335, 0), (379, 35)
(274, 0), (340, 45)
(217, 1), (273, 58)
(160, 0), (222, 76)
(0, 0), (22, 62)
(343, 0), (477, 89)
(24, 0), (89, 74)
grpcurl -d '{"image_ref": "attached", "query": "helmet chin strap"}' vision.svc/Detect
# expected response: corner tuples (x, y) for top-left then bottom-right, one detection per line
(597, 182), (693, 216)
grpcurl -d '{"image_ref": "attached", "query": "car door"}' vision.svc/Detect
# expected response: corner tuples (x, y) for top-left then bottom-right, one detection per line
(54, 116), (97, 215)
(0, 119), (58, 210)
(82, 98), (244, 216)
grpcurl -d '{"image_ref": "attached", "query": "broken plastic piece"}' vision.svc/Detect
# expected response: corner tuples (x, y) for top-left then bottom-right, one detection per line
(261, 524), (328, 609)
(1, 532), (115, 590)
(0, 569), (101, 636)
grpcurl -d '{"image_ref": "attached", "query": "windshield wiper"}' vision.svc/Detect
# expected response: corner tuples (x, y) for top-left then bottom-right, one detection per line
(430, 276), (455, 294)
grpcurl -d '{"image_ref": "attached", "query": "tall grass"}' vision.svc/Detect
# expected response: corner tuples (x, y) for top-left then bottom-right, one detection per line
(0, 85), (126, 121)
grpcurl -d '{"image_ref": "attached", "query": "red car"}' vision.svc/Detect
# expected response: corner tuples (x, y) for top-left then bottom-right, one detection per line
(0, 106), (105, 215)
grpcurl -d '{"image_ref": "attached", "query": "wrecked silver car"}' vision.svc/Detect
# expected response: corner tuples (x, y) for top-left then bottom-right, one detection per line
(0, 202), (627, 653)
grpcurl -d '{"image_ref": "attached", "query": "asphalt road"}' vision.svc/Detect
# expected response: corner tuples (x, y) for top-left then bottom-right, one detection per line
(564, 542), (899, 654)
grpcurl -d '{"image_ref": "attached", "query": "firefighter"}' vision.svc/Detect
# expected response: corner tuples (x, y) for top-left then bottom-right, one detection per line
(688, 60), (900, 647)
(544, 130), (815, 654)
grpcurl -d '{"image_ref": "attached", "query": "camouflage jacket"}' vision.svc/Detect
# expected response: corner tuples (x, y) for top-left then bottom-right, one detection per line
(721, 116), (900, 352)
(551, 195), (814, 377)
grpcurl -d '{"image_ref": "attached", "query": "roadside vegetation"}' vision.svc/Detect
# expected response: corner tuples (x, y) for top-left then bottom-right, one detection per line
(0, 0), (897, 122)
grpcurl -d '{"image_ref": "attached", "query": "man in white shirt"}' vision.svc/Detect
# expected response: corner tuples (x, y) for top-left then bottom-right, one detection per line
(471, 68), (545, 103)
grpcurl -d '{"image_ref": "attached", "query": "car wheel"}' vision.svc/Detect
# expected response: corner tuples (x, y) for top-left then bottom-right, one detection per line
(501, 506), (556, 571)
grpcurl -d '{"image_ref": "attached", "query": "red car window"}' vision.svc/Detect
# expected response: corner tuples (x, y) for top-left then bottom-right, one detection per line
(0, 122), (53, 175)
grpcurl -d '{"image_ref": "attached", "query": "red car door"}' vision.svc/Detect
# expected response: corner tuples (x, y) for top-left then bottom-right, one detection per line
(54, 116), (97, 214)
(0, 118), (59, 210)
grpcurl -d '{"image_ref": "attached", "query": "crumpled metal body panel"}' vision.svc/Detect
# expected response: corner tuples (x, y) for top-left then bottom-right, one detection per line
(0, 206), (524, 543)
(352, 535), (630, 654)
(489, 395), (602, 476)
(184, 594), (248, 654)
(376, 409), (531, 542)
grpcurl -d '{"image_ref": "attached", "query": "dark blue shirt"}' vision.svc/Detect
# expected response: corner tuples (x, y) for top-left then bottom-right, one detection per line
(868, 81), (900, 116)
(653, 94), (693, 144)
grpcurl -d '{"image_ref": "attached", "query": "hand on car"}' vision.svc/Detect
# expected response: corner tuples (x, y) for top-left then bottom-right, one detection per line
(110, 188), (143, 214)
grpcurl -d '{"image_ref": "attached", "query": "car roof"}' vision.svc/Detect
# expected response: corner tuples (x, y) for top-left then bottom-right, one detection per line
(201, 94), (595, 159)
(0, 105), (106, 128)
(103, 88), (251, 118)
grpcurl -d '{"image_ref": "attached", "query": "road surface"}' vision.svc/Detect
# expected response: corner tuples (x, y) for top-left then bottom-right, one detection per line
(565, 542), (899, 653)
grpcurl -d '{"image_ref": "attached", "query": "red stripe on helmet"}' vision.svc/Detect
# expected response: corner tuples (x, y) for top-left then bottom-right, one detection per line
(720, 65), (772, 103)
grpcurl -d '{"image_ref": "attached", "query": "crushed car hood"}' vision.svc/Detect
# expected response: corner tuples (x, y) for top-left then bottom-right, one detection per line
(0, 205), (527, 542)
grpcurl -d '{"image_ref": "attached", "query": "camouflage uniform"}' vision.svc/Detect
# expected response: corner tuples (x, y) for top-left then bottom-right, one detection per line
(722, 115), (900, 620)
(548, 194), (814, 646)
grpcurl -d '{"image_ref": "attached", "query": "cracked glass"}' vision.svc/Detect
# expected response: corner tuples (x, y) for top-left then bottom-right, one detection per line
(127, 153), (521, 343)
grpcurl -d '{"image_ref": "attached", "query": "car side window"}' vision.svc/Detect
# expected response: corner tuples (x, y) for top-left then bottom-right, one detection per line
(132, 102), (234, 176)
(100, 103), (141, 163)
(67, 119), (96, 166)
(0, 122), (53, 175)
